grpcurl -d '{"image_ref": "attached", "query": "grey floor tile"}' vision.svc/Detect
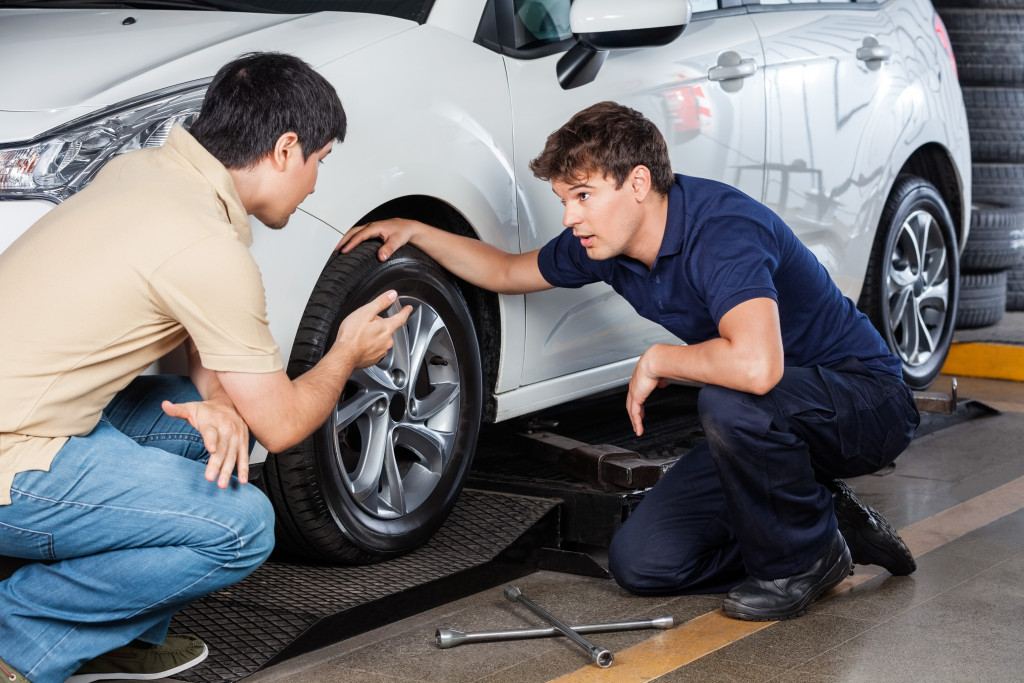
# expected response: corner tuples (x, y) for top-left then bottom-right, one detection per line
(699, 612), (871, 671)
(790, 620), (1024, 682)
(657, 653), (786, 682)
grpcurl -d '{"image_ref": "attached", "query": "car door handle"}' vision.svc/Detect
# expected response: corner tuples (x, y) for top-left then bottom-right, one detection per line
(856, 37), (891, 62)
(708, 52), (757, 81)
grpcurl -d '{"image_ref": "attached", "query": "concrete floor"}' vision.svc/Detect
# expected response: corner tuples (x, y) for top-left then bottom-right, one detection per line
(239, 368), (1024, 682)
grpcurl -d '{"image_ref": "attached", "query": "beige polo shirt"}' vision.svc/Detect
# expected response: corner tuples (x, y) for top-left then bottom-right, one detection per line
(0, 127), (283, 504)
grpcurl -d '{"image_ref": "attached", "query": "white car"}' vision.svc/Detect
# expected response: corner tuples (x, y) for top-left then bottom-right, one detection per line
(0, 0), (970, 563)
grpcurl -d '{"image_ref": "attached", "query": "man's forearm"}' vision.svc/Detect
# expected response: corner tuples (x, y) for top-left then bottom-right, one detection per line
(228, 348), (356, 454)
(404, 226), (534, 293)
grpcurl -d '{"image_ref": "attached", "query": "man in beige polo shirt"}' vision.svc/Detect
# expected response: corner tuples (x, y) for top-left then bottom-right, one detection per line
(0, 53), (409, 683)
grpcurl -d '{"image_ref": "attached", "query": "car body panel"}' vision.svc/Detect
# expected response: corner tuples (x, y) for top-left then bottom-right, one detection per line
(508, 10), (767, 385)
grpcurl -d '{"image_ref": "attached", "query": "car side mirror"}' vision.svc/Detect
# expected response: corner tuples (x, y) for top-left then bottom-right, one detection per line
(557, 0), (692, 90)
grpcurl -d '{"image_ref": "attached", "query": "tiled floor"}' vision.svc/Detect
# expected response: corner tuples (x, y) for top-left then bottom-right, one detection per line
(241, 374), (1024, 682)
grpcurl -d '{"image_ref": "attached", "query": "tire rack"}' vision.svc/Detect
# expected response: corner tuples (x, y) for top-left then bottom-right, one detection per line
(935, 0), (1024, 325)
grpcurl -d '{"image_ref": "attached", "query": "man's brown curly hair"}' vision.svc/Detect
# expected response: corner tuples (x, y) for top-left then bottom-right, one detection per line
(528, 101), (674, 195)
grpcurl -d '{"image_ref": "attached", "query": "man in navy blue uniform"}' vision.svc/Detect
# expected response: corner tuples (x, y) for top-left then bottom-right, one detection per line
(339, 101), (919, 620)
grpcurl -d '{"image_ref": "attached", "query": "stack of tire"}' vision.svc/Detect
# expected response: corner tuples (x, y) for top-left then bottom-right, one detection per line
(936, 0), (1024, 327)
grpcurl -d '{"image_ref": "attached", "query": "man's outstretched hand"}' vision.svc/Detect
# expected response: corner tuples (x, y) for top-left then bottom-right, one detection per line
(336, 218), (423, 261)
(626, 349), (669, 436)
(162, 397), (251, 488)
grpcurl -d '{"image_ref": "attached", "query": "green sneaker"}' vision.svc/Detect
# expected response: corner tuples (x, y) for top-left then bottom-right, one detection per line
(0, 655), (31, 682)
(66, 634), (208, 682)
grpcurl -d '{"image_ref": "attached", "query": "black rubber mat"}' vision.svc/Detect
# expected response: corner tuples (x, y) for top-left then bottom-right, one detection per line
(169, 489), (559, 682)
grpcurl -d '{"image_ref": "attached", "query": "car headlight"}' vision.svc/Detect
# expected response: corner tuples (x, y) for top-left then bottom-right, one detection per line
(0, 80), (209, 203)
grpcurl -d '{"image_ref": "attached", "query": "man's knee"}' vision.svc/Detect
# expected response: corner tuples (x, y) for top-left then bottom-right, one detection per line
(194, 486), (275, 572)
(235, 487), (276, 569)
(698, 385), (750, 451)
(608, 531), (660, 594)
(608, 528), (685, 595)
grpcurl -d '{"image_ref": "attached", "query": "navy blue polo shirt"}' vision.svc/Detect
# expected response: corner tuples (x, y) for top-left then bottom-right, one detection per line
(537, 174), (901, 376)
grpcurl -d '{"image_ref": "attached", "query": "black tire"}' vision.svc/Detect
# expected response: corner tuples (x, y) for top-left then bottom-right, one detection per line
(1007, 262), (1024, 310)
(973, 164), (1024, 207)
(940, 8), (1024, 33)
(956, 271), (1008, 328)
(962, 87), (1024, 163)
(263, 240), (483, 563)
(961, 204), (1024, 272)
(955, 52), (1024, 87)
(858, 176), (960, 390)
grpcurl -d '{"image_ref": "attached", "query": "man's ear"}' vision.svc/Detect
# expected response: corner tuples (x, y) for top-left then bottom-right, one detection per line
(269, 132), (301, 172)
(631, 165), (652, 202)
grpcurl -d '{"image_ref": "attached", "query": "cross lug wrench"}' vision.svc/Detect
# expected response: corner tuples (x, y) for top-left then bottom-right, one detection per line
(503, 585), (614, 668)
(436, 614), (673, 649)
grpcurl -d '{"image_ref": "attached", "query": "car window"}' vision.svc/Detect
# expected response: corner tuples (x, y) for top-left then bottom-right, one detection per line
(511, 0), (571, 50)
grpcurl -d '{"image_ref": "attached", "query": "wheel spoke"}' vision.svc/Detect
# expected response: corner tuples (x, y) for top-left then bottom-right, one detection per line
(345, 419), (390, 504)
(887, 286), (913, 329)
(394, 422), (451, 472)
(407, 304), (445, 377)
(381, 301), (413, 381)
(911, 299), (935, 358)
(379, 434), (406, 515)
(410, 380), (460, 422)
(334, 386), (387, 430)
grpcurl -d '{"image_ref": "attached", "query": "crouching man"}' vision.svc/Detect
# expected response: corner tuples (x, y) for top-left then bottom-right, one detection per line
(337, 101), (918, 621)
(0, 52), (410, 682)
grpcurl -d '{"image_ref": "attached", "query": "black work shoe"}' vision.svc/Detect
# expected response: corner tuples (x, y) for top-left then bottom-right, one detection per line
(722, 530), (852, 621)
(829, 479), (916, 576)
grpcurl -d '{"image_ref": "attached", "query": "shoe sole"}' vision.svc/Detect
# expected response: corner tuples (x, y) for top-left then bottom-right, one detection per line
(64, 643), (208, 682)
(722, 550), (852, 622)
(835, 496), (917, 576)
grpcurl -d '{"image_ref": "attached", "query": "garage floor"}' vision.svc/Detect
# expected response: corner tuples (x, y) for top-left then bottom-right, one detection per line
(235, 314), (1024, 683)
(5, 315), (1023, 683)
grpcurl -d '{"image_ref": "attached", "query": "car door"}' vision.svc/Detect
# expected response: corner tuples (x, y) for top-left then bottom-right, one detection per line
(749, 0), (898, 294)
(487, 0), (769, 385)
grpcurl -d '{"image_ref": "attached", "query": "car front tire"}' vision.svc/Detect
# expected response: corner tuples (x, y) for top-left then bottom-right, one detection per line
(859, 175), (960, 391)
(262, 241), (482, 563)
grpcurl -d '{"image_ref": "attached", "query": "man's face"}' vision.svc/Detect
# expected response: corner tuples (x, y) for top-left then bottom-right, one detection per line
(258, 141), (333, 229)
(551, 172), (643, 261)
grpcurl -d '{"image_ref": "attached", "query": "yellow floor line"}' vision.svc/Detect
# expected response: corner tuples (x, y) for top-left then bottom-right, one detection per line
(941, 342), (1024, 382)
(551, 474), (1024, 683)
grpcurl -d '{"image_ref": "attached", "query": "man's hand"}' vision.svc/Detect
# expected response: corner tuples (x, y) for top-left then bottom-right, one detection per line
(334, 290), (413, 369)
(626, 347), (669, 436)
(161, 397), (251, 488)
(336, 218), (423, 261)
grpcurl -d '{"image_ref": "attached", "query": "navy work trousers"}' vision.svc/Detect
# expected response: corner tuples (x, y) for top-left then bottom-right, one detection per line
(608, 357), (920, 594)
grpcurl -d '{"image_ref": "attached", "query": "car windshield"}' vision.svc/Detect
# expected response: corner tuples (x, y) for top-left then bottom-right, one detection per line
(0, 0), (432, 21)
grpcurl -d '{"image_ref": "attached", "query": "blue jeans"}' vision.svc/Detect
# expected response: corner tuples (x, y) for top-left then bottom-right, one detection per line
(608, 358), (919, 593)
(0, 376), (275, 683)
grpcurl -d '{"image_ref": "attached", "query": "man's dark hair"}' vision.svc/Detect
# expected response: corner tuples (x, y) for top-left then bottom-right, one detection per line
(190, 52), (346, 169)
(529, 101), (674, 195)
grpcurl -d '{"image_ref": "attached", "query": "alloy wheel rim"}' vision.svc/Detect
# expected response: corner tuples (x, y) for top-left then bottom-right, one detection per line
(330, 296), (461, 519)
(885, 208), (951, 370)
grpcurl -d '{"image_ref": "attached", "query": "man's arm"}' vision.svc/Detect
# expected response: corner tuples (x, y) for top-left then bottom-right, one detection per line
(337, 218), (553, 295)
(215, 290), (411, 455)
(626, 297), (784, 435)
